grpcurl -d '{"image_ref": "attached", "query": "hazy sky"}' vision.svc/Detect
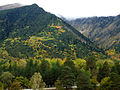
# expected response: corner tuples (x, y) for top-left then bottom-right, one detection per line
(1, 0), (120, 18)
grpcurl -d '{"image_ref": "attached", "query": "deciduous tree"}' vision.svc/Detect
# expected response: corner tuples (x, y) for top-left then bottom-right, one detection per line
(0, 72), (14, 88)
(29, 72), (46, 89)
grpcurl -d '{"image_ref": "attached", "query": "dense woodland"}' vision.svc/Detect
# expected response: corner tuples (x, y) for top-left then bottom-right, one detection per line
(0, 4), (102, 59)
(0, 4), (120, 90)
(0, 56), (120, 90)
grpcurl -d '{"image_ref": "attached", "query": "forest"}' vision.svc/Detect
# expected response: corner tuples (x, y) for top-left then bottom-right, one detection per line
(0, 56), (120, 90)
(0, 4), (120, 90)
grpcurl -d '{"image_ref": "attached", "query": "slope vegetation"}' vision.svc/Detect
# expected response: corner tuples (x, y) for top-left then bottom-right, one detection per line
(68, 16), (120, 49)
(0, 4), (101, 60)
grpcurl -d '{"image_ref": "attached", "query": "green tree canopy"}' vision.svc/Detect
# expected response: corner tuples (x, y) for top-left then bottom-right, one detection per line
(9, 81), (23, 90)
(15, 76), (29, 88)
(111, 61), (120, 75)
(97, 61), (111, 82)
(64, 57), (76, 73)
(76, 70), (92, 90)
(29, 72), (46, 89)
(100, 77), (111, 90)
(55, 80), (64, 90)
(0, 81), (4, 90)
(60, 66), (75, 89)
(0, 72), (14, 88)
(109, 72), (120, 89)
(86, 56), (97, 77)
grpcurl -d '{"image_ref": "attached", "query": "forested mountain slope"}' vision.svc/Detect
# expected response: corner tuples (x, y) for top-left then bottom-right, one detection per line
(67, 16), (120, 49)
(0, 4), (101, 60)
(1, 4), (120, 90)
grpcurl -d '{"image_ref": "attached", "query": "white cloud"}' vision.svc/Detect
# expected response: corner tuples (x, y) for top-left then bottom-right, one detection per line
(0, 0), (120, 18)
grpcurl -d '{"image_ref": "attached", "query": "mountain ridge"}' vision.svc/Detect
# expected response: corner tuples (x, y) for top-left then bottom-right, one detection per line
(67, 15), (120, 49)
(0, 4), (102, 60)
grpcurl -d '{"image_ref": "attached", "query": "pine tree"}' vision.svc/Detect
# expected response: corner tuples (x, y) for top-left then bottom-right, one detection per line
(60, 66), (75, 89)
(108, 72), (120, 89)
(64, 57), (75, 73)
(86, 56), (97, 77)
(97, 61), (110, 82)
(111, 61), (120, 75)
(76, 70), (92, 90)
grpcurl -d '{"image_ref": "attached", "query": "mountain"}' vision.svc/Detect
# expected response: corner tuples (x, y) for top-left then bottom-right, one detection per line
(67, 16), (120, 49)
(0, 4), (102, 60)
(0, 3), (23, 11)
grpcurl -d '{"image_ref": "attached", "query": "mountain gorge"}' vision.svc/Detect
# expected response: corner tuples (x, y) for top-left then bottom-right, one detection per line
(67, 16), (120, 49)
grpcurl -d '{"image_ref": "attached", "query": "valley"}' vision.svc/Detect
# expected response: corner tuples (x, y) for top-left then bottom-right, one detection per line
(0, 4), (120, 90)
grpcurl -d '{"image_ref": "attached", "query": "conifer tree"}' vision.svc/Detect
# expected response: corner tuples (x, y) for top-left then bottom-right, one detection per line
(86, 56), (97, 77)
(109, 72), (120, 89)
(97, 61), (110, 82)
(76, 70), (92, 90)
(60, 66), (75, 89)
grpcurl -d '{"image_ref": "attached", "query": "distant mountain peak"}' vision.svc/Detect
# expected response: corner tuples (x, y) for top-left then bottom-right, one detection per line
(32, 3), (39, 6)
(0, 3), (24, 10)
(31, 3), (45, 10)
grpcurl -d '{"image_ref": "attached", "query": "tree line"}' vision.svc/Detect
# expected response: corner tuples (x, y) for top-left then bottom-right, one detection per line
(0, 56), (120, 90)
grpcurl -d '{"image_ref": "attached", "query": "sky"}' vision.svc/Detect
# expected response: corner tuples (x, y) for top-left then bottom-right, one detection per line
(0, 0), (120, 18)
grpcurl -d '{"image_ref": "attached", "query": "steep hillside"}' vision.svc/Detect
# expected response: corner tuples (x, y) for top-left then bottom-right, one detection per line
(0, 3), (23, 11)
(67, 16), (120, 49)
(0, 4), (102, 60)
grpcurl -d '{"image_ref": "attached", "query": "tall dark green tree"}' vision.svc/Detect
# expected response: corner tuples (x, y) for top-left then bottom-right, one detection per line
(111, 61), (120, 75)
(86, 56), (97, 77)
(108, 72), (120, 89)
(97, 61), (110, 82)
(40, 60), (50, 73)
(60, 66), (75, 90)
(76, 70), (92, 90)
(40, 59), (50, 85)
(64, 57), (76, 73)
(24, 59), (35, 79)
(46, 61), (62, 86)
